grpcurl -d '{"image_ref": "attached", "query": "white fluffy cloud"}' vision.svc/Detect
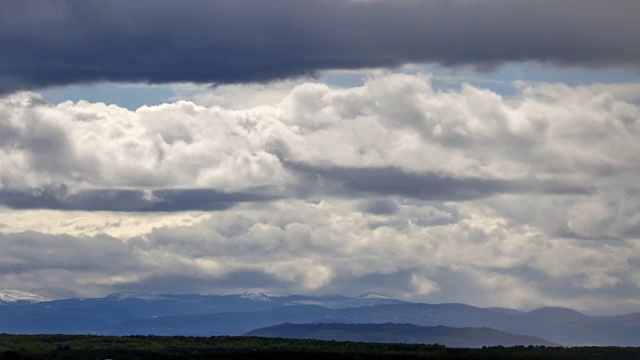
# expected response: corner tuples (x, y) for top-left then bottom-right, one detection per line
(2, 74), (639, 192)
(1, 74), (640, 312)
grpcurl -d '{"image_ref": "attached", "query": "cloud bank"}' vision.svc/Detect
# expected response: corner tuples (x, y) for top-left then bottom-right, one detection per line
(1, 199), (639, 313)
(1, 0), (639, 93)
(1, 74), (638, 205)
(1, 74), (640, 312)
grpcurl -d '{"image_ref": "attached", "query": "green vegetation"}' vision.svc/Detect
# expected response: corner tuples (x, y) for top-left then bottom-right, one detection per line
(0, 334), (639, 360)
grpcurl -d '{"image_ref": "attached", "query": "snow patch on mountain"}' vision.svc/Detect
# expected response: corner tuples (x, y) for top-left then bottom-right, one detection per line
(240, 292), (271, 301)
(0, 290), (52, 304)
(357, 292), (395, 300)
(262, 292), (290, 298)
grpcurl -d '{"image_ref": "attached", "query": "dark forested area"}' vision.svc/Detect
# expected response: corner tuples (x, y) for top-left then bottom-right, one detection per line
(1, 334), (639, 360)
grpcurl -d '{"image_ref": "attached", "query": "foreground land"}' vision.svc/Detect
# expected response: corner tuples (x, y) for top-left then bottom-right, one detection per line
(1, 334), (640, 360)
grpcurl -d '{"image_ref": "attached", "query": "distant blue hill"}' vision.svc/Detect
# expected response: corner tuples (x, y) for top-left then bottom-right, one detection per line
(0, 291), (639, 346)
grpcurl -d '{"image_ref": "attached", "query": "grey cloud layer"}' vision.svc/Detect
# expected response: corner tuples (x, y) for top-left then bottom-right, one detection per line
(1, 200), (639, 312)
(2, 0), (639, 93)
(0, 186), (274, 212)
(287, 162), (591, 201)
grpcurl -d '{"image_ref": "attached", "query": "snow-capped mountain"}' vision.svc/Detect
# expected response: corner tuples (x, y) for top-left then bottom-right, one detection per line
(0, 290), (52, 304)
(287, 293), (404, 309)
(105, 292), (174, 301)
(357, 292), (395, 300)
(240, 292), (271, 302)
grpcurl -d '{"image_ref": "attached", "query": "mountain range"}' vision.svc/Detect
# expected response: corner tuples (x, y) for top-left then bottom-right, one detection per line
(1, 290), (639, 347)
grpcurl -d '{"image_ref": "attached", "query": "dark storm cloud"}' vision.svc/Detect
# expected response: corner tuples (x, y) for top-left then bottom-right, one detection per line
(0, 186), (274, 211)
(1, 0), (639, 93)
(288, 163), (591, 201)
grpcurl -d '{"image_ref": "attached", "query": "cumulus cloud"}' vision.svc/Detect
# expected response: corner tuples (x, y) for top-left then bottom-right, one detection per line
(1, 74), (640, 311)
(1, 199), (639, 313)
(1, 0), (639, 93)
(1, 74), (638, 209)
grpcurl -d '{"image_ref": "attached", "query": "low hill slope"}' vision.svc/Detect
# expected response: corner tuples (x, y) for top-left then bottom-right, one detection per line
(246, 323), (558, 348)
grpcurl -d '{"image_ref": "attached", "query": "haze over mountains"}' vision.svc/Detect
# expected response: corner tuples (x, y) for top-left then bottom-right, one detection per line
(1, 290), (639, 347)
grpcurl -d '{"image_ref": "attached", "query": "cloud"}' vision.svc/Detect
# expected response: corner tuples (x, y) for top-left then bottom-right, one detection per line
(1, 74), (639, 211)
(1, 199), (638, 313)
(115, 271), (292, 295)
(286, 162), (591, 201)
(481, 190), (640, 241)
(357, 198), (400, 215)
(0, 207), (209, 238)
(1, 74), (640, 311)
(1, 0), (639, 93)
(0, 186), (275, 212)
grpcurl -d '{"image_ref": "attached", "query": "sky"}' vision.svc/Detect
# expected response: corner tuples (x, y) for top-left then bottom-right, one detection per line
(1, 0), (640, 315)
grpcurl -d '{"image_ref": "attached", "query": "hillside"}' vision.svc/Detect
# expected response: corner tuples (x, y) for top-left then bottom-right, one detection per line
(246, 323), (558, 347)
